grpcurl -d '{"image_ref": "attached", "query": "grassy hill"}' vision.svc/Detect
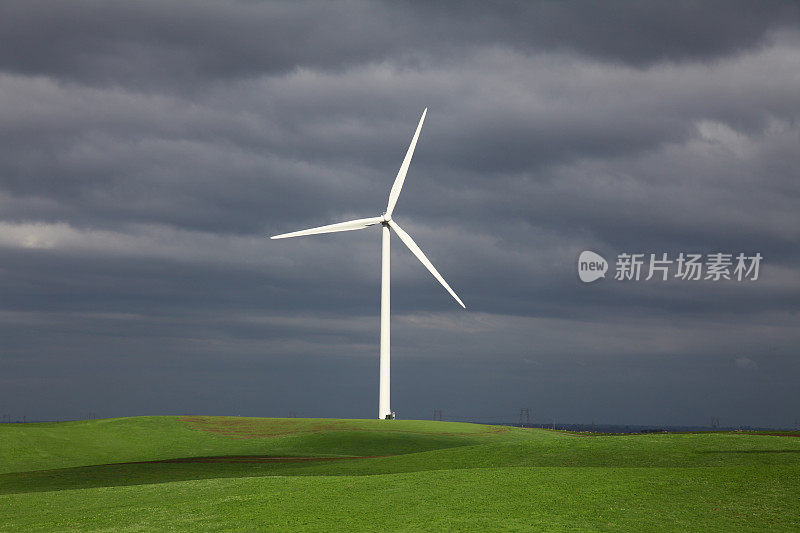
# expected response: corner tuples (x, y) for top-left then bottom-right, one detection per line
(1, 416), (798, 531)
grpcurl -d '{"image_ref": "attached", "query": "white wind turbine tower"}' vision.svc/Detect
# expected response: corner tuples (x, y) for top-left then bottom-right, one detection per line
(271, 108), (465, 420)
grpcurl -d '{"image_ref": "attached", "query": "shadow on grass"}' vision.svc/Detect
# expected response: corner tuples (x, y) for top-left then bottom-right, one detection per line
(5, 446), (800, 495)
(0, 456), (396, 495)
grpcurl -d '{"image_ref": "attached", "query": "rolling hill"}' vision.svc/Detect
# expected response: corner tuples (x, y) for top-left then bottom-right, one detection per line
(1, 416), (798, 531)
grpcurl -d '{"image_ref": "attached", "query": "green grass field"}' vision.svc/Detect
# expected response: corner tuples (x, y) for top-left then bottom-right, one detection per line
(1, 416), (798, 531)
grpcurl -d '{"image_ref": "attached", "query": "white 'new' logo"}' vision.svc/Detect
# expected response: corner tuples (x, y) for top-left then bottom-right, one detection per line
(578, 251), (608, 283)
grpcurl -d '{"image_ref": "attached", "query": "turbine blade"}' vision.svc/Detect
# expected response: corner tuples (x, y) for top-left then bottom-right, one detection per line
(271, 216), (383, 239)
(385, 108), (427, 217)
(388, 220), (465, 309)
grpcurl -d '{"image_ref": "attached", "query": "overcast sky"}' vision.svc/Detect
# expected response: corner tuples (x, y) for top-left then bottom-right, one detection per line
(1, 1), (799, 427)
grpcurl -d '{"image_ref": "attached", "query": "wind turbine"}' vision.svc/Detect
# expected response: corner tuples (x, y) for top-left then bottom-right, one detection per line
(271, 108), (465, 420)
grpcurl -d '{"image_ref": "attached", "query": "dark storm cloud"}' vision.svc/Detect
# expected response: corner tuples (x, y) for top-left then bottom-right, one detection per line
(4, 43), (800, 235)
(2, 0), (799, 89)
(1, 1), (799, 426)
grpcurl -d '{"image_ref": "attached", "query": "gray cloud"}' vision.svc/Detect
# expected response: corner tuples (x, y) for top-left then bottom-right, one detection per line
(2, 0), (799, 88)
